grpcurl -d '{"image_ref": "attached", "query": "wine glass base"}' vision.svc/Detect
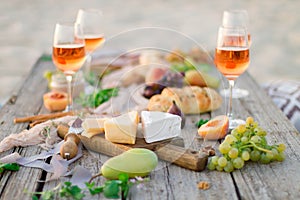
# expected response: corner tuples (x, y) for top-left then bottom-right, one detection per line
(229, 119), (246, 130)
(221, 88), (249, 99)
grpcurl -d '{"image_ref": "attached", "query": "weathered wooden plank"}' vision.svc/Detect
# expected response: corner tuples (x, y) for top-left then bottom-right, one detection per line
(0, 56), (53, 200)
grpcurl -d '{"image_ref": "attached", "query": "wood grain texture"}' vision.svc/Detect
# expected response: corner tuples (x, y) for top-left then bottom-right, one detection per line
(0, 55), (299, 200)
(0, 58), (51, 200)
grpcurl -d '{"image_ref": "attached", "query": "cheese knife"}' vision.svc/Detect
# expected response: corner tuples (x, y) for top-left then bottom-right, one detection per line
(59, 118), (84, 160)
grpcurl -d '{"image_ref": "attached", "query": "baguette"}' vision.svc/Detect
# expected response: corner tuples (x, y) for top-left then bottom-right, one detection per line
(147, 86), (222, 114)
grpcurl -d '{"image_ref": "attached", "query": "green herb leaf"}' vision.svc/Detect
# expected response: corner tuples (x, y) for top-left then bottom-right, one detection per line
(196, 119), (210, 128)
(0, 163), (20, 172)
(76, 87), (119, 108)
(32, 195), (39, 200)
(103, 181), (120, 199)
(85, 182), (103, 195)
(41, 190), (55, 200)
(118, 173), (129, 183)
(59, 182), (85, 200)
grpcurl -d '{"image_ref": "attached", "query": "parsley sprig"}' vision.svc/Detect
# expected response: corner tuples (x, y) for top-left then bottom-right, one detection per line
(28, 173), (148, 200)
(196, 118), (210, 128)
(0, 163), (20, 173)
(76, 87), (119, 108)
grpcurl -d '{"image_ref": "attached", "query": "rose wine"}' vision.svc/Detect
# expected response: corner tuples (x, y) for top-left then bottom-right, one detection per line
(214, 47), (249, 80)
(52, 44), (86, 74)
(84, 34), (105, 52)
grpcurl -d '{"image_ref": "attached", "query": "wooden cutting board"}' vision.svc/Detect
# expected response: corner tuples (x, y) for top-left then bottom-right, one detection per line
(79, 134), (208, 172)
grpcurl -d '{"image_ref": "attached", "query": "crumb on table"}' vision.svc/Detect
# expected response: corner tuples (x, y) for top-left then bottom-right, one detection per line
(198, 181), (210, 190)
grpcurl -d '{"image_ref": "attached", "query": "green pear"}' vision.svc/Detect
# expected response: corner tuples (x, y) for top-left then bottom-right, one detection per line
(101, 148), (158, 179)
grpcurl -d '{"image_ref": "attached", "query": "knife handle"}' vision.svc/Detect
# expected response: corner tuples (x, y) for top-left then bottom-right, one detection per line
(60, 133), (80, 160)
(57, 124), (69, 139)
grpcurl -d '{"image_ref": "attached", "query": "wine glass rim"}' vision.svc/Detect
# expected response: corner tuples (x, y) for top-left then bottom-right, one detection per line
(219, 25), (247, 31)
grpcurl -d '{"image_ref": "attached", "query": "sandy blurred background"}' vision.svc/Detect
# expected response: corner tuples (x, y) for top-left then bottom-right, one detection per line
(0, 0), (299, 104)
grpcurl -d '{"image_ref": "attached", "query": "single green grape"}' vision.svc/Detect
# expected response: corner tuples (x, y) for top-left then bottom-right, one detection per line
(219, 142), (231, 154)
(224, 161), (234, 173)
(211, 156), (219, 165)
(236, 124), (246, 134)
(266, 151), (274, 161)
(277, 143), (286, 153)
(241, 151), (250, 161)
(216, 165), (224, 172)
(260, 153), (271, 164)
(246, 117), (254, 125)
(255, 127), (267, 136)
(224, 135), (237, 144)
(218, 157), (228, 167)
(250, 150), (261, 162)
(228, 148), (239, 159)
(241, 136), (249, 144)
(252, 122), (258, 128)
(271, 148), (279, 161)
(207, 160), (216, 170)
(233, 157), (244, 169)
(250, 135), (261, 143)
(276, 152), (286, 162)
(231, 129), (242, 139)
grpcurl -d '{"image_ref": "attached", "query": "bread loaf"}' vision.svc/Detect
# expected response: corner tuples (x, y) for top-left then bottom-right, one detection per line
(147, 86), (222, 114)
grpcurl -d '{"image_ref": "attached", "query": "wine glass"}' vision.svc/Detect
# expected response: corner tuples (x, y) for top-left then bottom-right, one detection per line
(220, 9), (250, 99)
(214, 26), (250, 129)
(52, 22), (86, 111)
(76, 9), (105, 76)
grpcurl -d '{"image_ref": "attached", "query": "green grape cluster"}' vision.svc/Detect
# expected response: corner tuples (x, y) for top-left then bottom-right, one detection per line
(207, 117), (286, 172)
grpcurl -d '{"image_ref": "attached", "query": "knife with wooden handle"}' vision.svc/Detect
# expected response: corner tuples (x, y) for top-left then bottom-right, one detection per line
(59, 118), (83, 160)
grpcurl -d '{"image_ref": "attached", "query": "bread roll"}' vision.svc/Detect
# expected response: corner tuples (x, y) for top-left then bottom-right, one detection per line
(147, 86), (222, 114)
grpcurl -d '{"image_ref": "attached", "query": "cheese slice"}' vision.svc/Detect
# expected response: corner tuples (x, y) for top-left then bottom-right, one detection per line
(104, 111), (139, 144)
(82, 118), (108, 134)
(141, 111), (181, 143)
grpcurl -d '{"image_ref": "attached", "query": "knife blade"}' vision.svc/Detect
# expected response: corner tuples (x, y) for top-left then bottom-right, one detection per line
(68, 118), (84, 134)
(60, 117), (84, 160)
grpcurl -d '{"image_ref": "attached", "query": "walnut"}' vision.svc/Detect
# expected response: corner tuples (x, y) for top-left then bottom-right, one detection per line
(197, 181), (210, 190)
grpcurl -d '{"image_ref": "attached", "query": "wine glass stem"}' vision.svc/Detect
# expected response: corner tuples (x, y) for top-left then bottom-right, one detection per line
(65, 75), (73, 112)
(227, 79), (235, 120)
(85, 53), (92, 71)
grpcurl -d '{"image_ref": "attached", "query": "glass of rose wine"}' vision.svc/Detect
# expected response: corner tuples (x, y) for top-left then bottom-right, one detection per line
(221, 9), (251, 99)
(214, 26), (250, 129)
(52, 23), (86, 111)
(76, 9), (105, 75)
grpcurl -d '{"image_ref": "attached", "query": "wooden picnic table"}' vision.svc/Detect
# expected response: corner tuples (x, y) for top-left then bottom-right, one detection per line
(0, 54), (299, 200)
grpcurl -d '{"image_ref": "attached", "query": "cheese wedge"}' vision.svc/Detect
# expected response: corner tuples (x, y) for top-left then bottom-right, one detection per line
(82, 118), (108, 134)
(141, 111), (181, 143)
(104, 111), (139, 144)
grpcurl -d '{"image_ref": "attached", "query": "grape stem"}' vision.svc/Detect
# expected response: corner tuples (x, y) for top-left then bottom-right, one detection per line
(240, 142), (272, 153)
